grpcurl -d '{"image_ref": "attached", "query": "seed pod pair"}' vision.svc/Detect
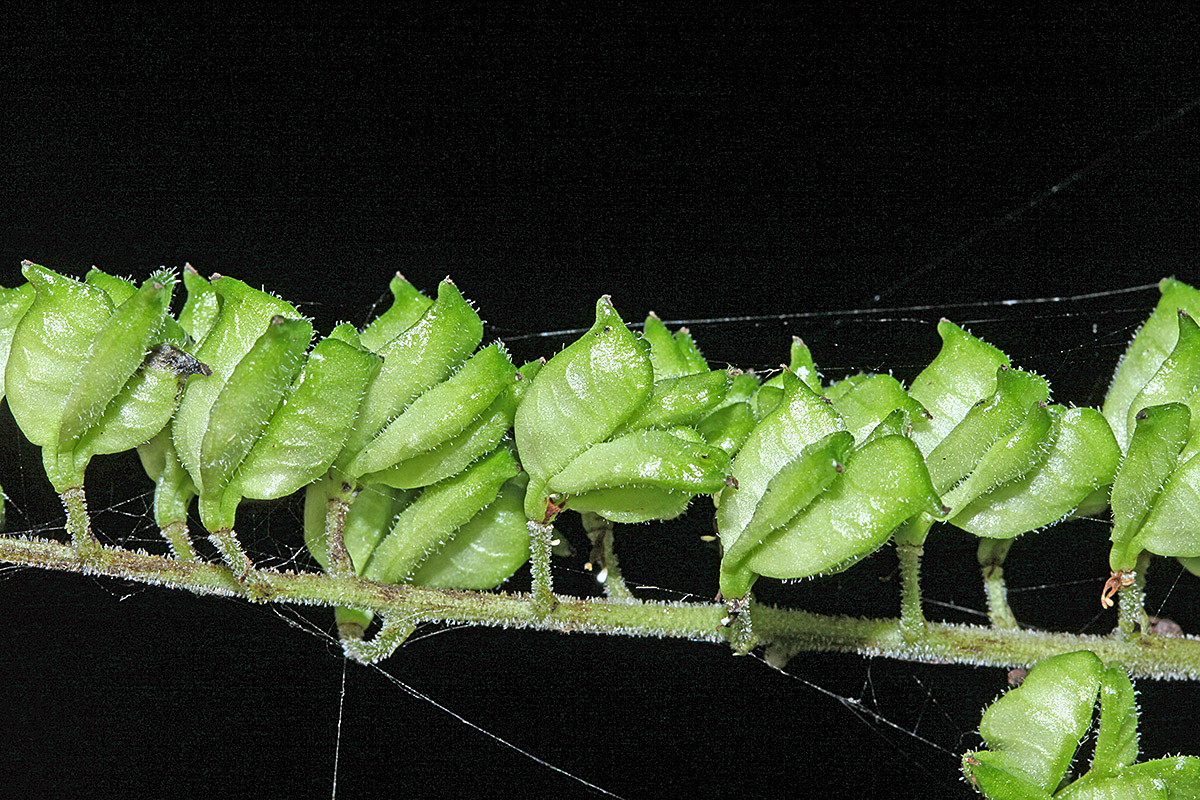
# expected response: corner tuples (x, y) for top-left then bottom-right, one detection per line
(304, 448), (528, 627)
(716, 367), (941, 599)
(160, 272), (378, 545)
(908, 320), (1119, 540)
(1103, 293), (1200, 575)
(515, 298), (730, 525)
(962, 650), (1199, 797)
(6, 263), (191, 493)
(329, 277), (519, 490)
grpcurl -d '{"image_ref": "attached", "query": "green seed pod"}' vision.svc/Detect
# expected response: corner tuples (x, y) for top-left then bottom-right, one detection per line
(345, 343), (516, 481)
(616, 369), (730, 432)
(545, 427), (730, 523)
(641, 312), (695, 379)
(358, 272), (433, 353)
(1110, 403), (1200, 571)
(7, 263), (180, 491)
(410, 473), (531, 590)
(1122, 312), (1200, 458)
(696, 401), (757, 458)
(361, 383), (518, 489)
(0, 282), (36, 399)
(672, 326), (709, 374)
(717, 370), (940, 597)
(825, 372), (928, 443)
(963, 651), (1102, 797)
(963, 651), (1200, 798)
(337, 279), (484, 473)
(1104, 278), (1200, 450)
(177, 265), (221, 344)
(516, 297), (729, 524)
(361, 447), (520, 584)
(235, 336), (381, 500)
(923, 366), (1050, 495)
(138, 427), (197, 533)
(173, 275), (300, 495)
(949, 406), (1119, 538)
(516, 297), (654, 521)
(909, 319), (1012, 455)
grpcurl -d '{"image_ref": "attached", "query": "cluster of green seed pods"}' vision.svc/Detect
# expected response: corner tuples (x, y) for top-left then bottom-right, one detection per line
(963, 650), (1199, 798)
(3, 262), (1200, 621)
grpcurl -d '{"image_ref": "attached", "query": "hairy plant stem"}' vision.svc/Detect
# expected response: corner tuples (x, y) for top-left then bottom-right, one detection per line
(5, 533), (1200, 679)
(528, 520), (556, 618)
(894, 515), (933, 640)
(160, 521), (200, 562)
(60, 487), (103, 561)
(581, 511), (634, 601)
(978, 538), (1019, 630)
(1118, 553), (1152, 640)
(208, 528), (269, 600)
(342, 613), (419, 664)
(324, 482), (356, 578)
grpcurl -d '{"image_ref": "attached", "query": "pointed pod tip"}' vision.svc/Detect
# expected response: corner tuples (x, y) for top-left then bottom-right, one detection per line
(184, 262), (198, 274)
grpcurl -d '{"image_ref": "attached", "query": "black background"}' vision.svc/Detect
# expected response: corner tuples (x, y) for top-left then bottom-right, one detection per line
(3, 4), (1200, 798)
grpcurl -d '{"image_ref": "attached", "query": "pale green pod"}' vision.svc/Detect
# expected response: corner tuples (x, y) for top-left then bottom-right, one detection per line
(924, 366), (1050, 495)
(719, 431), (854, 596)
(747, 437), (939, 584)
(358, 273), (433, 353)
(909, 319), (1011, 455)
(0, 282), (34, 400)
(963, 651), (1102, 797)
(57, 274), (175, 454)
(198, 317), (313, 497)
(616, 369), (730, 432)
(7, 264), (180, 491)
(236, 336), (381, 500)
(361, 447), (520, 583)
(363, 387), (517, 489)
(716, 370), (844, 555)
(641, 312), (695, 379)
(1123, 312), (1200, 459)
(697, 401), (757, 458)
(339, 279), (483, 467)
(410, 473), (531, 589)
(1091, 664), (1140, 779)
(1104, 278), (1200, 450)
(673, 326), (709, 374)
(7, 264), (117, 451)
(940, 403), (1054, 519)
(1109, 403), (1191, 572)
(515, 297), (653, 521)
(345, 343), (515, 480)
(949, 406), (1120, 538)
(303, 477), (414, 574)
(177, 266), (221, 344)
(963, 651), (1200, 799)
(173, 275), (301, 492)
(138, 427), (197, 532)
(826, 372), (927, 443)
(546, 427), (730, 522)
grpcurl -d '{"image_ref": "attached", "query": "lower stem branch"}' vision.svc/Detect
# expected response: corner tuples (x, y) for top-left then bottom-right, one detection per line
(4, 533), (1200, 679)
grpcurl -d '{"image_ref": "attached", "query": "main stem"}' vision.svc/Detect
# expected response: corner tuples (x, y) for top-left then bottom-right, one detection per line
(4, 533), (1200, 679)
